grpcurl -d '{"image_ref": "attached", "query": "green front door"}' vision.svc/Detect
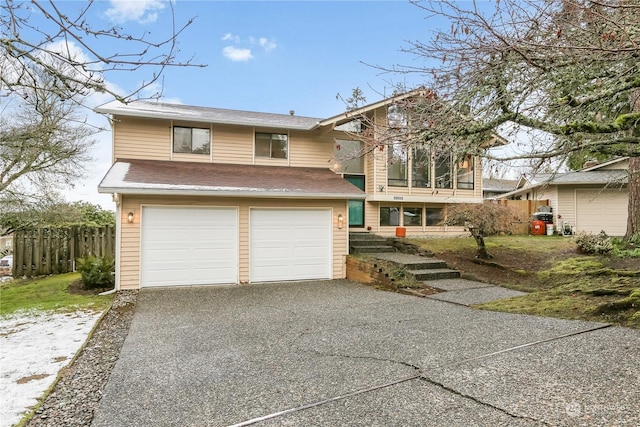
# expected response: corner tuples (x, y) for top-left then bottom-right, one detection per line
(345, 175), (365, 228)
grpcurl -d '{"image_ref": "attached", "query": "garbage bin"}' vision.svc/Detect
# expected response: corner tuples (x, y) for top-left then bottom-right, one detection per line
(546, 224), (554, 236)
(531, 220), (545, 235)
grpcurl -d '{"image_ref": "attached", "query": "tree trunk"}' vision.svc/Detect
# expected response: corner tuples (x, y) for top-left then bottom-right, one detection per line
(626, 156), (640, 240)
(470, 231), (492, 259)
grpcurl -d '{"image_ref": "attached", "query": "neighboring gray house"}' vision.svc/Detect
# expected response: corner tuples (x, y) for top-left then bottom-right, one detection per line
(483, 178), (519, 199)
(498, 158), (629, 236)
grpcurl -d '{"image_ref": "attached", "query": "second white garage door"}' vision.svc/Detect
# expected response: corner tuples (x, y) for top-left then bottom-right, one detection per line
(250, 209), (332, 282)
(141, 207), (238, 287)
(576, 189), (628, 236)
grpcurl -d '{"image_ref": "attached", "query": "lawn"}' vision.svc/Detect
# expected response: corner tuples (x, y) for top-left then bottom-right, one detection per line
(0, 273), (114, 316)
(410, 235), (640, 328)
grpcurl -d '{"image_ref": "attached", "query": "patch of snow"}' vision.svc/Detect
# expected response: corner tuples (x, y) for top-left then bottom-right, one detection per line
(0, 310), (102, 427)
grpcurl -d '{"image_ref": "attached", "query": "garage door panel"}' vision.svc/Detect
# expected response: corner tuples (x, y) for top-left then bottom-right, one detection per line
(141, 207), (238, 287)
(250, 209), (331, 282)
(576, 189), (628, 236)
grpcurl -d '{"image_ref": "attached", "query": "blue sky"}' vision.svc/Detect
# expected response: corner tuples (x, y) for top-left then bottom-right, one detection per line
(45, 0), (447, 206)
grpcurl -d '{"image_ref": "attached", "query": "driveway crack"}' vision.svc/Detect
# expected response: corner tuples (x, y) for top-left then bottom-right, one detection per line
(418, 374), (553, 426)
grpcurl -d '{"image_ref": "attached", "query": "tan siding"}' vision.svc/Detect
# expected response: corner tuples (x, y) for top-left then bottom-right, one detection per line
(213, 125), (253, 165)
(289, 131), (334, 167)
(118, 195), (347, 289)
(557, 187), (576, 228)
(114, 117), (171, 161)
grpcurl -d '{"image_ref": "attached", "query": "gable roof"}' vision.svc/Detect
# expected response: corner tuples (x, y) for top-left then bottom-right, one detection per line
(499, 169), (628, 199)
(482, 179), (519, 193)
(95, 101), (323, 131)
(581, 157), (629, 172)
(98, 159), (366, 199)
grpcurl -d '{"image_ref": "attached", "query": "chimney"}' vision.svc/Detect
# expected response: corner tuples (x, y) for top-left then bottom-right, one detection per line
(289, 110), (295, 116)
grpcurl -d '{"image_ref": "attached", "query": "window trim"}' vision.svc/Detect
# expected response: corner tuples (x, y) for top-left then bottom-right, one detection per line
(172, 126), (211, 155)
(255, 132), (289, 159)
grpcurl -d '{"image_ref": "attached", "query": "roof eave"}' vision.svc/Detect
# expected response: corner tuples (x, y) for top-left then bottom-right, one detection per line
(98, 186), (366, 199)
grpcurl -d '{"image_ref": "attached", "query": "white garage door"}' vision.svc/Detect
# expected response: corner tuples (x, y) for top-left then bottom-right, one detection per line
(250, 209), (332, 282)
(576, 189), (628, 236)
(141, 207), (238, 287)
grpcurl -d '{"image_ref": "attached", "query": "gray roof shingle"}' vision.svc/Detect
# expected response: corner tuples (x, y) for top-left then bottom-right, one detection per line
(98, 159), (366, 199)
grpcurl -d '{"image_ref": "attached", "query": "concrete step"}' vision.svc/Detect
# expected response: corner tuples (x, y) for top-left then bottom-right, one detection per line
(409, 268), (461, 281)
(349, 233), (387, 241)
(351, 246), (396, 254)
(400, 259), (448, 270)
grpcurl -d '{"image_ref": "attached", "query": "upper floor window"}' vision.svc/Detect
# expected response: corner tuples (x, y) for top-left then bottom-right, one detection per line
(173, 126), (210, 155)
(388, 142), (407, 187)
(456, 155), (474, 189)
(255, 132), (288, 159)
(334, 139), (364, 174)
(412, 145), (430, 188)
(435, 153), (452, 189)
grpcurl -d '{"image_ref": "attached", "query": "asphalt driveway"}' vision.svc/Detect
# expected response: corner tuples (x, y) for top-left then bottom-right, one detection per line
(92, 280), (639, 427)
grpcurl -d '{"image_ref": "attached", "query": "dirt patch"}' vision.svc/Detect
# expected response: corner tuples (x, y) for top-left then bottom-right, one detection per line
(67, 279), (112, 295)
(17, 374), (50, 384)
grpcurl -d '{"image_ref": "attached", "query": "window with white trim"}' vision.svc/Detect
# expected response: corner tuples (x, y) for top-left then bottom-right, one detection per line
(255, 132), (288, 159)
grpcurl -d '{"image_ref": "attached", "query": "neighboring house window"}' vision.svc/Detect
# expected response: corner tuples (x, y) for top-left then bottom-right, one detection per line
(380, 206), (400, 226)
(412, 145), (430, 188)
(334, 139), (364, 174)
(435, 152), (452, 189)
(403, 207), (422, 226)
(255, 132), (288, 159)
(388, 143), (407, 187)
(426, 208), (443, 226)
(457, 155), (474, 189)
(173, 126), (210, 154)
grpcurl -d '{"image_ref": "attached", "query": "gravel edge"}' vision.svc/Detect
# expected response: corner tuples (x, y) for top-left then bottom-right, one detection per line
(24, 290), (138, 427)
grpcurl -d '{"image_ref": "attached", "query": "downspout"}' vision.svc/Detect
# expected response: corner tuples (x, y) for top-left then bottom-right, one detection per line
(99, 192), (122, 295)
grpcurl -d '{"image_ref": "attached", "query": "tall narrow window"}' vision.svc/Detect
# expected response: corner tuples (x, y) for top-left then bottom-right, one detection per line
(255, 133), (288, 159)
(388, 142), (407, 187)
(173, 127), (210, 154)
(435, 152), (452, 189)
(412, 145), (430, 188)
(456, 155), (474, 189)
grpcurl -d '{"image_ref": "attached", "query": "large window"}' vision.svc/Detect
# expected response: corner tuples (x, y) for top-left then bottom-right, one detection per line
(456, 155), (474, 189)
(173, 127), (210, 154)
(380, 206), (400, 226)
(403, 207), (422, 226)
(387, 143), (407, 187)
(255, 133), (288, 159)
(426, 208), (443, 226)
(412, 145), (430, 188)
(334, 140), (364, 174)
(435, 153), (452, 189)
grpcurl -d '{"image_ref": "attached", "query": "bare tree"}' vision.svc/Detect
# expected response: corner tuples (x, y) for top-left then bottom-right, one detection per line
(361, 0), (639, 238)
(1, 0), (203, 104)
(0, 68), (95, 205)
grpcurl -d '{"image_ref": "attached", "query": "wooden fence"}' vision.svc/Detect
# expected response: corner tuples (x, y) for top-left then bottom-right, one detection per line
(12, 226), (115, 278)
(484, 199), (549, 235)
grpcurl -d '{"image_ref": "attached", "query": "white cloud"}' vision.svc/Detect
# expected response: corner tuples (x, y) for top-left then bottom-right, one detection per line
(105, 0), (165, 24)
(222, 33), (240, 43)
(259, 37), (277, 52)
(222, 46), (253, 62)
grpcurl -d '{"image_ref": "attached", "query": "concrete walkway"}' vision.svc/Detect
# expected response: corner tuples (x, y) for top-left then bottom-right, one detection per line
(92, 280), (639, 427)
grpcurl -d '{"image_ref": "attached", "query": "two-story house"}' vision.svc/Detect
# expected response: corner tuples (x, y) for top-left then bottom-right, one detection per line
(96, 91), (488, 289)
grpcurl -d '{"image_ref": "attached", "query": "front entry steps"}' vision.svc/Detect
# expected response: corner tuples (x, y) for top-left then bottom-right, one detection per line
(368, 252), (461, 282)
(349, 233), (395, 254)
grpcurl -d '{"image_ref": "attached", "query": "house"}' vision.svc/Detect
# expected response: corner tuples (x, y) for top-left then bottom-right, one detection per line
(483, 178), (519, 199)
(498, 157), (629, 236)
(96, 92), (491, 289)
